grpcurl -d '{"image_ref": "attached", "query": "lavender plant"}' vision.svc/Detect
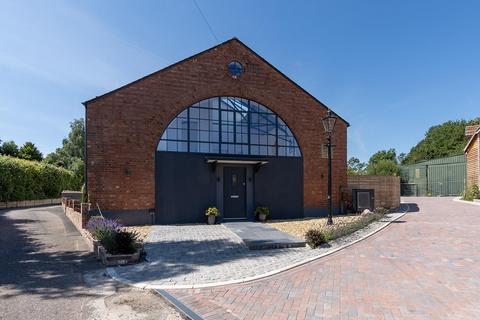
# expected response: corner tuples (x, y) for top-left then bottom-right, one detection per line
(86, 216), (123, 241)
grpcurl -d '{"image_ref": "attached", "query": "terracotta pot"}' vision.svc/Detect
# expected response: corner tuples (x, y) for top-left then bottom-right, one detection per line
(207, 215), (216, 225)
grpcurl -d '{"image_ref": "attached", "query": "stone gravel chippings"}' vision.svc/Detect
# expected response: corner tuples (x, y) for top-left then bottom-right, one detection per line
(109, 207), (406, 288)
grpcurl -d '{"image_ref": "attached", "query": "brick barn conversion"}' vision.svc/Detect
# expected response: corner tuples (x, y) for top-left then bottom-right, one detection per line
(83, 38), (349, 225)
(465, 125), (480, 188)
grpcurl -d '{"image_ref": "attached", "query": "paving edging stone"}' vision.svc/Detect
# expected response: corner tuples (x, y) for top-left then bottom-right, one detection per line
(106, 204), (410, 290)
(453, 197), (480, 206)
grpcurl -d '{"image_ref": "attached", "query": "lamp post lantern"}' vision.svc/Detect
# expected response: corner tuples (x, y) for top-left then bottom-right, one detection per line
(322, 109), (337, 225)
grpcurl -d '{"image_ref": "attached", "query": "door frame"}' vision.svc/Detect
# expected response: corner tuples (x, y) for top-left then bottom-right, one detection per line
(215, 164), (255, 221)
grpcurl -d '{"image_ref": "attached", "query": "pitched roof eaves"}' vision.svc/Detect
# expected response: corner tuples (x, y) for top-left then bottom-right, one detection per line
(82, 37), (350, 127)
(464, 128), (480, 153)
(82, 38), (237, 106)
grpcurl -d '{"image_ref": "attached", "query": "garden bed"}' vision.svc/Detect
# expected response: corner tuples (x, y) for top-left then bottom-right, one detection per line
(269, 210), (386, 248)
(268, 215), (362, 240)
(85, 216), (144, 266)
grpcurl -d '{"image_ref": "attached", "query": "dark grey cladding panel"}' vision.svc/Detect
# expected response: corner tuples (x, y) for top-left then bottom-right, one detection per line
(254, 157), (303, 220)
(155, 152), (217, 224)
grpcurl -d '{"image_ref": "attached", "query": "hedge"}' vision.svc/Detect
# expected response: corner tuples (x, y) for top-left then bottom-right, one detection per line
(0, 155), (81, 202)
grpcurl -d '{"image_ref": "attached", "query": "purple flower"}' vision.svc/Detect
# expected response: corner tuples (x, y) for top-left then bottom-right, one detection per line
(86, 216), (123, 232)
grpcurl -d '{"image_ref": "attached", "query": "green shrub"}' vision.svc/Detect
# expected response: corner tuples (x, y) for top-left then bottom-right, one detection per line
(462, 184), (480, 201)
(101, 230), (138, 255)
(0, 155), (81, 202)
(305, 229), (327, 248)
(254, 206), (270, 218)
(205, 206), (220, 216)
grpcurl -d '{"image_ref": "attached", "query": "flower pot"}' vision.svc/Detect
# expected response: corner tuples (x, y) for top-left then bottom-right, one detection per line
(259, 213), (267, 222)
(207, 215), (216, 225)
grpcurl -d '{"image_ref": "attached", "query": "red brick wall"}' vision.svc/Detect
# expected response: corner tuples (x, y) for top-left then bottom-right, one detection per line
(85, 39), (348, 214)
(347, 175), (401, 209)
(465, 134), (479, 188)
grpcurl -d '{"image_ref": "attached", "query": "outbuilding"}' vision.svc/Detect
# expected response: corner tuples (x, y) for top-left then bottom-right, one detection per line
(83, 38), (348, 225)
(465, 125), (480, 188)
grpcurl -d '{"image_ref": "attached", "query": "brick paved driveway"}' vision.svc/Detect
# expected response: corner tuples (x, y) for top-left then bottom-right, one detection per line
(167, 198), (480, 319)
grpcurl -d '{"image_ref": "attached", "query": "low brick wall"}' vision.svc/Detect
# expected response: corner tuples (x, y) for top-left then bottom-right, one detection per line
(0, 198), (62, 209)
(347, 175), (400, 209)
(64, 206), (89, 231)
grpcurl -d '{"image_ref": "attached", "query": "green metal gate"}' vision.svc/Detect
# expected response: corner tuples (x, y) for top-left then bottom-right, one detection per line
(400, 155), (466, 196)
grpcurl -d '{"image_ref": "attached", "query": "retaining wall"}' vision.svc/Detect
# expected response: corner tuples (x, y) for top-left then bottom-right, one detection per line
(347, 175), (400, 209)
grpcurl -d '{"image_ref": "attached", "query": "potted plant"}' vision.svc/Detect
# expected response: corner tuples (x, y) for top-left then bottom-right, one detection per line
(255, 206), (269, 222)
(205, 206), (220, 225)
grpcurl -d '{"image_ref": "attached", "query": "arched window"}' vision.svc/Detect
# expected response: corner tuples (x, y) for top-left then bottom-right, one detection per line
(157, 97), (301, 157)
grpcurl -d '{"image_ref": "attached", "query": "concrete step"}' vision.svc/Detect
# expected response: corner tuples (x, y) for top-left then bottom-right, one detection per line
(223, 222), (306, 250)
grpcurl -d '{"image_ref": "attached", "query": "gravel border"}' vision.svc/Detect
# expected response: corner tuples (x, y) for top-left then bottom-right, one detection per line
(107, 204), (409, 289)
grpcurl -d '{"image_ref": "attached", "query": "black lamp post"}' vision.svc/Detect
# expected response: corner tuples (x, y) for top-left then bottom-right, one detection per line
(322, 109), (337, 225)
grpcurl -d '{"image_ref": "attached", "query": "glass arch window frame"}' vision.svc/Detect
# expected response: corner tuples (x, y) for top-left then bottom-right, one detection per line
(158, 97), (302, 158)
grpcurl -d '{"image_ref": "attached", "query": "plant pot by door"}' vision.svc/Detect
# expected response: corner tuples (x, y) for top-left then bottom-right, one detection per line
(259, 213), (267, 222)
(207, 215), (216, 225)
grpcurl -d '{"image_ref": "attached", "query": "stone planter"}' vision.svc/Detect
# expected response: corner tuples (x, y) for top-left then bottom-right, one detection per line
(99, 246), (141, 266)
(207, 215), (216, 225)
(258, 213), (268, 222)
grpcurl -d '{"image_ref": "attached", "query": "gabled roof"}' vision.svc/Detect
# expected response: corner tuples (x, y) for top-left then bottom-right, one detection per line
(464, 127), (480, 152)
(83, 37), (349, 126)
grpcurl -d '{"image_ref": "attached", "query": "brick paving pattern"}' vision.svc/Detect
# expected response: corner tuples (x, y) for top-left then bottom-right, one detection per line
(109, 210), (404, 288)
(168, 198), (480, 319)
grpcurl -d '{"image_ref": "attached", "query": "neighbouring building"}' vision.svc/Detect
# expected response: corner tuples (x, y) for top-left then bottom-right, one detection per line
(400, 155), (466, 196)
(83, 38), (349, 225)
(465, 125), (480, 188)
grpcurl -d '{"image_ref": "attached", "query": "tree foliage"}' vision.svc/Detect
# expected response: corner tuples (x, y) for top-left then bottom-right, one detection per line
(44, 119), (85, 181)
(347, 157), (367, 175)
(0, 140), (19, 157)
(367, 159), (400, 176)
(366, 148), (400, 176)
(402, 118), (480, 165)
(18, 142), (43, 161)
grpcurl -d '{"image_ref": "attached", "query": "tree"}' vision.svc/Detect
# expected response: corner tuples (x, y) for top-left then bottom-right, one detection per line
(347, 157), (367, 175)
(18, 142), (43, 161)
(44, 118), (85, 181)
(367, 159), (400, 176)
(402, 118), (480, 164)
(367, 149), (400, 176)
(0, 140), (19, 157)
(368, 148), (398, 165)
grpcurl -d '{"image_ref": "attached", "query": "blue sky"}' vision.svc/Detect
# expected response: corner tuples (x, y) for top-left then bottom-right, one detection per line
(1, 0), (479, 161)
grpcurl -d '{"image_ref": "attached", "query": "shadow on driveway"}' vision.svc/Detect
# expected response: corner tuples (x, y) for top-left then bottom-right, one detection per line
(0, 206), (102, 300)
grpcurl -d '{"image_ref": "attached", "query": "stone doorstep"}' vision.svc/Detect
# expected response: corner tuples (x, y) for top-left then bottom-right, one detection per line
(223, 222), (306, 250)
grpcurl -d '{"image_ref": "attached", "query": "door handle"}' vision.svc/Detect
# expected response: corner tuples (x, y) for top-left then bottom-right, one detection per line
(230, 195), (239, 198)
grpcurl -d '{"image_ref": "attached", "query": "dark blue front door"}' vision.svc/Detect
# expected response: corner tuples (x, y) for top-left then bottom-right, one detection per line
(223, 167), (246, 219)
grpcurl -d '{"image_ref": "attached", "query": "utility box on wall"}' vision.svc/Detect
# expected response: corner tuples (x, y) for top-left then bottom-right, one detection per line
(352, 189), (374, 212)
